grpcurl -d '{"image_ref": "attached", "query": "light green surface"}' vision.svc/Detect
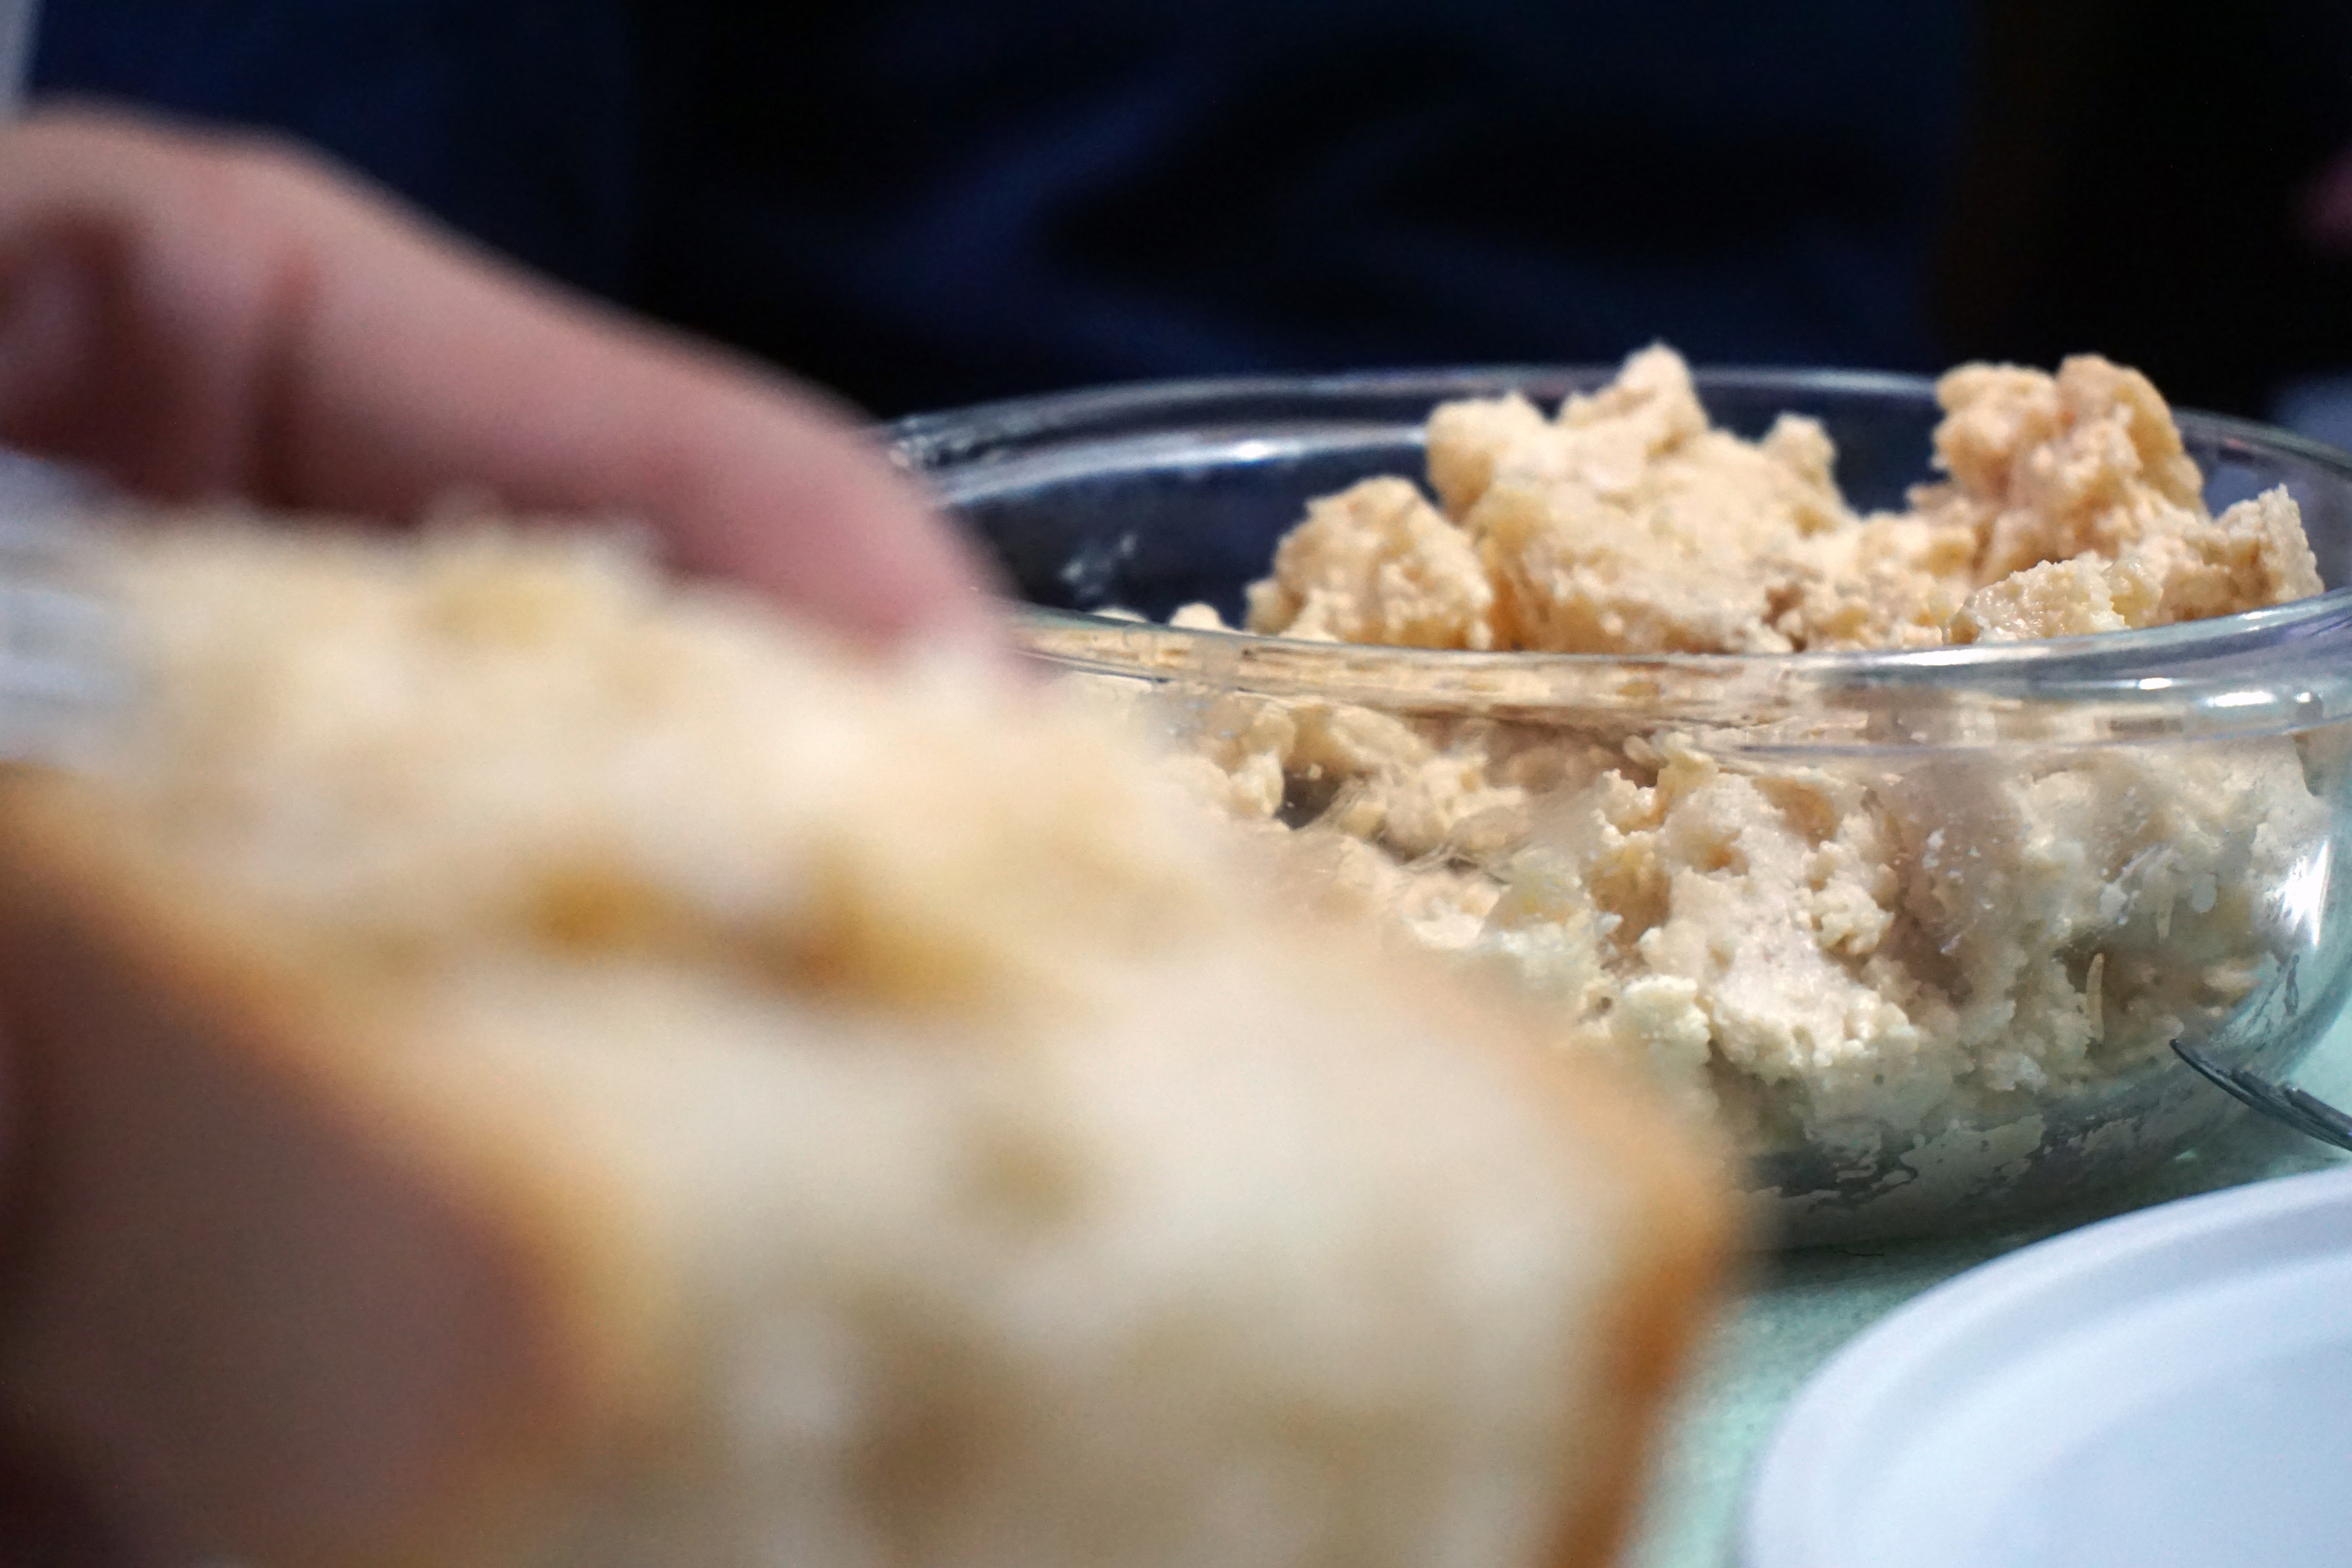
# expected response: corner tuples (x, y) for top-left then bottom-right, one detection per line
(1621, 1010), (2352, 1568)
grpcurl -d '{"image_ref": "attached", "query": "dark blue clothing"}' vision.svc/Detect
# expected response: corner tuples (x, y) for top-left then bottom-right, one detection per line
(623, 2), (1970, 411)
(37, 2), (2352, 418)
(33, 2), (1977, 415)
(34, 1), (641, 298)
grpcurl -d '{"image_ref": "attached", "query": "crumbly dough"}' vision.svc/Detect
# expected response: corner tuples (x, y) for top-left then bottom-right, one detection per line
(1151, 348), (2330, 1145)
(1250, 347), (2319, 655)
(1243, 477), (1497, 648)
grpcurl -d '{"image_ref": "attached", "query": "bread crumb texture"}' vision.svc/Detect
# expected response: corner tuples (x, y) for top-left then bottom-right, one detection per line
(1156, 348), (2331, 1152)
(8, 520), (1725, 1568)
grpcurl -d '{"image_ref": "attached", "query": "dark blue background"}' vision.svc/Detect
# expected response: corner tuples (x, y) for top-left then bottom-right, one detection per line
(30, 2), (2352, 419)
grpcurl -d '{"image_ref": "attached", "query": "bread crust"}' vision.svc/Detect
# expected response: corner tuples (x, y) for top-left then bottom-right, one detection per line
(0, 761), (1733, 1568)
(0, 771), (662, 1567)
(1527, 1058), (1737, 1568)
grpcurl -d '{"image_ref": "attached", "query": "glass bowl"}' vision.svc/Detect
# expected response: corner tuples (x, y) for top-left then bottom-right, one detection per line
(887, 368), (2352, 1246)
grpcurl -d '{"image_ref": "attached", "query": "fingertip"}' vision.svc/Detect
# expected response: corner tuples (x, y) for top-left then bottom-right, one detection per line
(615, 368), (1013, 651)
(0, 239), (98, 458)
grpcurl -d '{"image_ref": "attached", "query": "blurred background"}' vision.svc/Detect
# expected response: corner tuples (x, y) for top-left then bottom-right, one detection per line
(32, 0), (2352, 432)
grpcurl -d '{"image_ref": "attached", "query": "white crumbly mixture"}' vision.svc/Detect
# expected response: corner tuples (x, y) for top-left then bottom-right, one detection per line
(1153, 348), (2332, 1142)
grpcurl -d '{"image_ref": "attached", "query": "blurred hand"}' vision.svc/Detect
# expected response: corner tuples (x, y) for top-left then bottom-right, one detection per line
(2305, 143), (2352, 259)
(0, 102), (1005, 1566)
(0, 103), (1001, 645)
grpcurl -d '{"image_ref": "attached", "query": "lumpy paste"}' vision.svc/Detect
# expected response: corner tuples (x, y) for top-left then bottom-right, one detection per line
(1138, 349), (2331, 1149)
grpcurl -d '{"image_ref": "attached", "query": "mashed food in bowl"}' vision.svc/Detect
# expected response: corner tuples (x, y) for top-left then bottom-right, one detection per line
(1138, 347), (2331, 1186)
(1241, 346), (2318, 655)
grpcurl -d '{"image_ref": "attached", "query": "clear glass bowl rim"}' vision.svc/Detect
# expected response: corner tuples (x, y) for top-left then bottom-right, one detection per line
(887, 365), (2352, 746)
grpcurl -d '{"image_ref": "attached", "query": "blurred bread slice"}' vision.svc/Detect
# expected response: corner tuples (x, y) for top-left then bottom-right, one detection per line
(0, 521), (1728, 1568)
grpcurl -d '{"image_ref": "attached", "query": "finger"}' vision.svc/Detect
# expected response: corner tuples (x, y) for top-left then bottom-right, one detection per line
(0, 103), (1000, 645)
(2308, 154), (2352, 257)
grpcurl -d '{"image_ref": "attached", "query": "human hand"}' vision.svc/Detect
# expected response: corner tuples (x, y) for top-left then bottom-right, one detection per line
(0, 103), (1004, 1566)
(2303, 143), (2352, 260)
(0, 103), (1001, 645)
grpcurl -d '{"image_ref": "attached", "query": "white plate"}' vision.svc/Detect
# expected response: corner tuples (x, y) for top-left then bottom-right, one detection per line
(1742, 1166), (2352, 1568)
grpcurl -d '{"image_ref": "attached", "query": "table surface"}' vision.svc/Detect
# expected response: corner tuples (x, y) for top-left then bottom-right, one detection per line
(1621, 1011), (2352, 1568)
